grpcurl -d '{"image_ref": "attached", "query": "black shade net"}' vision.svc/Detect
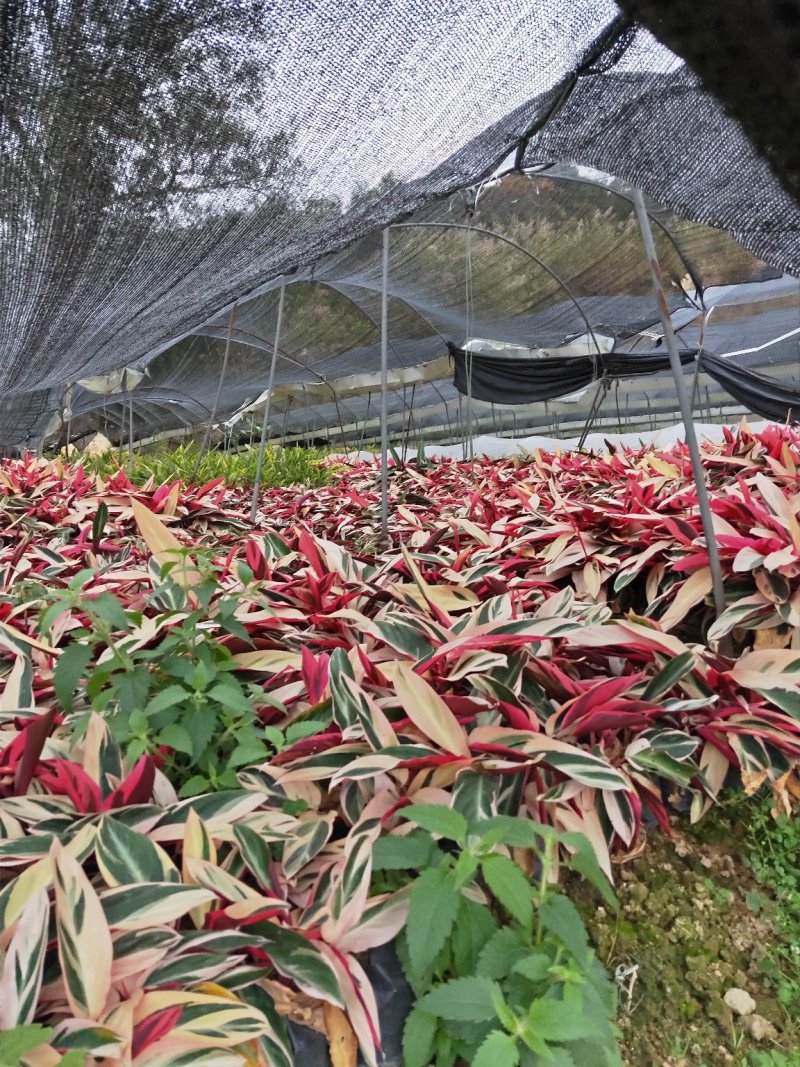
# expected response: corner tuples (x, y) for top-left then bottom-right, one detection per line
(1, 2), (799, 452)
(60, 169), (792, 448)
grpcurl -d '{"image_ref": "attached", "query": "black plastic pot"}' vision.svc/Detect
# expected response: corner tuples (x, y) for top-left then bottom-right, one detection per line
(287, 941), (412, 1066)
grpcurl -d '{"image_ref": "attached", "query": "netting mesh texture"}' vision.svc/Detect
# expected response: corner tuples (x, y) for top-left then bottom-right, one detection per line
(1, 1), (798, 449)
(60, 170), (794, 448)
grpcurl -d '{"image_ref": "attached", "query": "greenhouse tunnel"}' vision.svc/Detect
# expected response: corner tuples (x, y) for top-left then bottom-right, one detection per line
(36, 170), (800, 455)
(4, 3), (800, 1065)
(0, 3), (799, 452)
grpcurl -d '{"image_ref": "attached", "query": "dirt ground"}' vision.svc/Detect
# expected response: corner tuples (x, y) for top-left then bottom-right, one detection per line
(573, 815), (798, 1067)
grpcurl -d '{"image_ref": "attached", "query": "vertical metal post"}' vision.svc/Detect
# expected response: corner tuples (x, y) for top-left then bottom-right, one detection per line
(380, 227), (390, 540)
(64, 384), (73, 460)
(464, 226), (474, 463)
(250, 281), (286, 523)
(127, 388), (135, 473)
(633, 189), (727, 620)
(578, 378), (608, 450)
(193, 306), (237, 480)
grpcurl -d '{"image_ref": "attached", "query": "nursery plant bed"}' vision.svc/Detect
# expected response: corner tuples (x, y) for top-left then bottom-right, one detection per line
(0, 425), (799, 1066)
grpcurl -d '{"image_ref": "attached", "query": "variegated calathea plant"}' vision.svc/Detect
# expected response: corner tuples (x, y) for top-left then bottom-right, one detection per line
(0, 422), (798, 1065)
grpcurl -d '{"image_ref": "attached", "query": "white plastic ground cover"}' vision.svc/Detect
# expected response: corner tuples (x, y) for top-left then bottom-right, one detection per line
(338, 420), (772, 462)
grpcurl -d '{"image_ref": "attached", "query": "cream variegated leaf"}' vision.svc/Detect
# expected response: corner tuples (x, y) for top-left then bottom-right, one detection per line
(52, 840), (113, 1020)
(0, 887), (49, 1027)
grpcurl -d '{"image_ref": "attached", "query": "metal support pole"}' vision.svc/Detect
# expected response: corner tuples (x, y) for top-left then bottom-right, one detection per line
(578, 377), (608, 451)
(250, 281), (286, 523)
(464, 225), (474, 464)
(380, 227), (390, 540)
(633, 189), (727, 620)
(193, 306), (237, 480)
(64, 384), (73, 460)
(127, 379), (134, 474)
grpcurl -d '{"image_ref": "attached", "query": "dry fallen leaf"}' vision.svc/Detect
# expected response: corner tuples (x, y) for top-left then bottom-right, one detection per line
(259, 978), (326, 1034)
(324, 1001), (359, 1067)
(754, 626), (792, 650)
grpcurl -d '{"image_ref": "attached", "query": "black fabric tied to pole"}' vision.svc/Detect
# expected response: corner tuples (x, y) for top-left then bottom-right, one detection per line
(700, 353), (799, 423)
(448, 342), (697, 404)
(449, 343), (800, 423)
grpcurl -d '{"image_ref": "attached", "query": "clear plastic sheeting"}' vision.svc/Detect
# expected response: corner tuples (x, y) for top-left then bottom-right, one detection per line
(341, 421), (774, 463)
(463, 334), (616, 360)
(1, 1), (799, 451)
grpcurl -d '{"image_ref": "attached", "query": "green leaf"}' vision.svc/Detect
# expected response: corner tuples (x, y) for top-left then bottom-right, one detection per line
(434, 1029), (456, 1067)
(234, 824), (274, 888)
(452, 770), (502, 827)
(113, 667), (151, 716)
(129, 709), (149, 734)
(157, 722), (195, 755)
(481, 855), (533, 927)
(228, 741), (269, 768)
(452, 897), (498, 974)
(477, 927), (527, 979)
(178, 774), (211, 798)
(191, 658), (213, 691)
(216, 768), (240, 790)
(285, 720), (328, 744)
(373, 829), (435, 870)
(404, 803), (468, 843)
(190, 710), (218, 761)
(452, 851), (480, 889)
(282, 816), (334, 879)
(208, 680), (253, 714)
(248, 922), (343, 1006)
(642, 651), (696, 701)
(146, 684), (191, 716)
(92, 501), (109, 551)
(125, 738), (148, 761)
(263, 726), (286, 750)
(473, 1031), (520, 1067)
(40, 600), (69, 641)
(101, 882), (215, 929)
(627, 747), (696, 787)
(539, 894), (590, 966)
(1, 888), (49, 1026)
(512, 954), (552, 982)
(530, 1046), (577, 1066)
(559, 833), (618, 911)
(407, 866), (459, 979)
(403, 1007), (438, 1067)
(89, 593), (131, 632)
(59, 1052), (89, 1067)
(0, 1024), (54, 1066)
(54, 643), (93, 712)
(96, 817), (179, 885)
(418, 976), (501, 1022)
(476, 816), (553, 850)
(527, 997), (600, 1043)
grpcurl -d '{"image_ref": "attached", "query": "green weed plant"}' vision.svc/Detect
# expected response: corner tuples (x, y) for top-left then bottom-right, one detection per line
(375, 800), (622, 1067)
(85, 442), (333, 489)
